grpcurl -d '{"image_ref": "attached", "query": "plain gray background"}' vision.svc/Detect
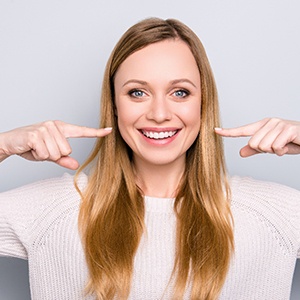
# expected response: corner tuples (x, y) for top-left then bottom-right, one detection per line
(0, 0), (299, 299)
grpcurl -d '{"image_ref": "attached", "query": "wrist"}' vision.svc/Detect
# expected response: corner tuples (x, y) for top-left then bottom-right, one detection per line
(0, 133), (10, 162)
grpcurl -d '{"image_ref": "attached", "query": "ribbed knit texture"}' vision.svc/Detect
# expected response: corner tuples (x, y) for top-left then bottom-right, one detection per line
(1, 173), (300, 299)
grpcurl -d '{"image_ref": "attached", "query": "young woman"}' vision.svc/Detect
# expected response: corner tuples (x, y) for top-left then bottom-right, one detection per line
(0, 18), (300, 300)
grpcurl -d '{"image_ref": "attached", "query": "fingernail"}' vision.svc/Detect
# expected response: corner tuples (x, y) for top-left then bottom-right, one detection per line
(104, 127), (113, 131)
(214, 127), (223, 131)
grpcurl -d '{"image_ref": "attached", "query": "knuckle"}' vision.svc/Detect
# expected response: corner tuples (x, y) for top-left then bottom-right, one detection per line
(43, 120), (56, 129)
(61, 148), (72, 156)
(50, 153), (62, 162)
(39, 120), (61, 132)
(36, 151), (49, 161)
(38, 126), (48, 135)
(257, 146), (267, 153)
(265, 117), (282, 127)
(258, 145), (268, 152)
(285, 123), (297, 134)
(27, 130), (40, 142)
(53, 120), (63, 127)
(273, 148), (284, 156)
(268, 117), (281, 123)
(248, 140), (258, 150)
(54, 120), (66, 135)
(263, 117), (272, 123)
(36, 121), (53, 135)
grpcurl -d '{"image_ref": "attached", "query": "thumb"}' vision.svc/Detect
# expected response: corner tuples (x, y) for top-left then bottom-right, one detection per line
(239, 145), (261, 157)
(55, 156), (80, 170)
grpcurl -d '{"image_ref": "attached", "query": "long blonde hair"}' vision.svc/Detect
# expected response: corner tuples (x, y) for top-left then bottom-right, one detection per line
(76, 18), (234, 300)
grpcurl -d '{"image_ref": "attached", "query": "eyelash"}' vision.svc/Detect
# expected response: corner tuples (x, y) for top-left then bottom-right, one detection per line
(128, 89), (145, 98)
(127, 88), (190, 99)
(173, 89), (190, 98)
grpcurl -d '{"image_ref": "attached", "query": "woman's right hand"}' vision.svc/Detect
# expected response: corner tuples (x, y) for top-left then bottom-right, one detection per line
(0, 120), (112, 170)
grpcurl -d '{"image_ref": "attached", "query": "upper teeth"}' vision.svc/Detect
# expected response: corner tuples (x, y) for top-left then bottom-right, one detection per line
(142, 130), (177, 139)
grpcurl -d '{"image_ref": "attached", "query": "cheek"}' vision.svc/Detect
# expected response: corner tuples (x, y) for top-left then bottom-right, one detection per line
(115, 99), (130, 126)
(116, 106), (138, 128)
(116, 98), (146, 126)
(115, 102), (141, 144)
(180, 102), (201, 128)
(116, 112), (130, 141)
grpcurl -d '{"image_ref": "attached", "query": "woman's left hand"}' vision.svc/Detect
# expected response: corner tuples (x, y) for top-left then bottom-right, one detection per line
(215, 118), (300, 157)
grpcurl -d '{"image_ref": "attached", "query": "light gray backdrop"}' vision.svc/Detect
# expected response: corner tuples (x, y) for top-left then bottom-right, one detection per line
(0, 0), (299, 299)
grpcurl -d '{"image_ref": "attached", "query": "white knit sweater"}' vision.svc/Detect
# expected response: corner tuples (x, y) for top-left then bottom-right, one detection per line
(0, 173), (300, 299)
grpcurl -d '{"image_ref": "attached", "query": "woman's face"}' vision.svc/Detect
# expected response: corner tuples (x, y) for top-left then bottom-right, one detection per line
(114, 39), (201, 168)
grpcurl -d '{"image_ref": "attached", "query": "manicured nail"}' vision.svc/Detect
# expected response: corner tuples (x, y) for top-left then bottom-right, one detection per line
(214, 127), (223, 131)
(104, 127), (113, 131)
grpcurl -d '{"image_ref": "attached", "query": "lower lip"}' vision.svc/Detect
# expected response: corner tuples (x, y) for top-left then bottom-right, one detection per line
(139, 130), (180, 145)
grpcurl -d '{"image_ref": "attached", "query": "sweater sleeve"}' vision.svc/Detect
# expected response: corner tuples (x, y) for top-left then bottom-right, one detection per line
(0, 173), (83, 259)
(0, 184), (34, 259)
(268, 182), (300, 258)
(275, 182), (300, 259)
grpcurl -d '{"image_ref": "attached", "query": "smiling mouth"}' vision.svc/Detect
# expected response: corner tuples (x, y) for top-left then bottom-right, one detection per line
(141, 130), (178, 140)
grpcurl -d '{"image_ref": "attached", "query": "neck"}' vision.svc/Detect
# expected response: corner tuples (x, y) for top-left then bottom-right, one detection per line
(133, 157), (185, 198)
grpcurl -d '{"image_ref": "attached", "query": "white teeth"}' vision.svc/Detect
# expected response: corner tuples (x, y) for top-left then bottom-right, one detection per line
(142, 130), (177, 140)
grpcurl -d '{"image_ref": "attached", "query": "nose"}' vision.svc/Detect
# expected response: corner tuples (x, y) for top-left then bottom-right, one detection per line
(146, 95), (172, 123)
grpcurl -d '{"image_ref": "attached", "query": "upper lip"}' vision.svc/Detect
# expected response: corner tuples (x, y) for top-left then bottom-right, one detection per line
(138, 127), (180, 132)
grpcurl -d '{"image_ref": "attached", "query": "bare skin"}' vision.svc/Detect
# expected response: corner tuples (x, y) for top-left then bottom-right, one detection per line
(0, 120), (112, 170)
(215, 118), (300, 157)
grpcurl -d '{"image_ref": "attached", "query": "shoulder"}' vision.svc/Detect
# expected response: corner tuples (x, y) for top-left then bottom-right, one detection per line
(0, 172), (88, 256)
(230, 176), (300, 205)
(230, 176), (300, 239)
(0, 172), (87, 198)
(229, 176), (300, 258)
(0, 172), (88, 226)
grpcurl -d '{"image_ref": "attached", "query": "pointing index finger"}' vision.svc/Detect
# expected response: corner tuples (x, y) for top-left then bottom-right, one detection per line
(67, 126), (112, 138)
(57, 121), (112, 138)
(214, 119), (269, 138)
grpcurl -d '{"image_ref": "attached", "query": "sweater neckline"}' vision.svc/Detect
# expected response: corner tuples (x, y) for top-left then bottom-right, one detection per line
(144, 195), (175, 213)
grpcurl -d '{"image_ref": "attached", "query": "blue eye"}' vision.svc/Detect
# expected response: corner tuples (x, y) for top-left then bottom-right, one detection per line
(174, 89), (189, 98)
(129, 89), (145, 98)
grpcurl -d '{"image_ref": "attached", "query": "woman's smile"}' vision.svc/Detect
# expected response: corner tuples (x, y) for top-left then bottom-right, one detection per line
(138, 127), (180, 146)
(140, 129), (178, 140)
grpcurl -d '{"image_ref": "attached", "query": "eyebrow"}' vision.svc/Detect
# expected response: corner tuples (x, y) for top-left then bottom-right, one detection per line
(122, 78), (197, 88)
(122, 79), (147, 87)
(170, 79), (197, 88)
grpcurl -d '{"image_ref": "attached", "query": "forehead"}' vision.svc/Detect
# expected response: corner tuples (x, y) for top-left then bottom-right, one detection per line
(114, 39), (200, 86)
